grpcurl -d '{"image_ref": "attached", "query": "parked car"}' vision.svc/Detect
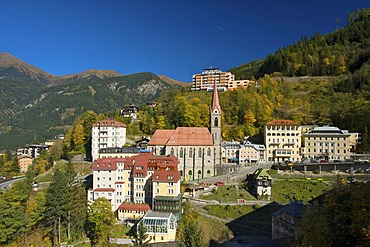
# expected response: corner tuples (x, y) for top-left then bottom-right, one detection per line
(215, 181), (225, 186)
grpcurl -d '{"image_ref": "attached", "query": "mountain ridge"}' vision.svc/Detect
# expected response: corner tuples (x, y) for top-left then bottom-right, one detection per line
(0, 53), (185, 149)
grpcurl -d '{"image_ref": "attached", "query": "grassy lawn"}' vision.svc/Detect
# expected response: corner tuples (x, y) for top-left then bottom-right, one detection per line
(35, 161), (92, 183)
(111, 224), (133, 238)
(199, 185), (256, 202)
(203, 204), (256, 220)
(272, 179), (334, 203)
(195, 212), (233, 245)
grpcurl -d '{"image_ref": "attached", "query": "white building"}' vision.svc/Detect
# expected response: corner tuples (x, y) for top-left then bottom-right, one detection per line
(221, 141), (241, 163)
(91, 119), (126, 161)
(239, 141), (266, 163)
(87, 153), (181, 212)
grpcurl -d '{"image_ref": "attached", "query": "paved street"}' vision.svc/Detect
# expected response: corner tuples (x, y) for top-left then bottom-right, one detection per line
(0, 177), (25, 190)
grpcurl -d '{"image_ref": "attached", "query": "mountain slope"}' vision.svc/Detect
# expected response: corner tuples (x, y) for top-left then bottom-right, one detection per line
(230, 8), (370, 81)
(0, 54), (183, 149)
(0, 52), (55, 82)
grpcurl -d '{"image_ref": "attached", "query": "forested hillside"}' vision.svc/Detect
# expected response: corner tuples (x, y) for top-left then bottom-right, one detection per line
(230, 8), (370, 83)
(0, 70), (182, 149)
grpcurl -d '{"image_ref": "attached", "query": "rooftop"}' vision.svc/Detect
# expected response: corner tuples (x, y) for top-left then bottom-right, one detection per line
(92, 119), (126, 128)
(118, 203), (150, 212)
(272, 201), (306, 218)
(266, 120), (299, 126)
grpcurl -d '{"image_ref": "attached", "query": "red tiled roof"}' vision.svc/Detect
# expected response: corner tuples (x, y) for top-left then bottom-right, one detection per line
(92, 119), (126, 128)
(148, 130), (175, 145)
(92, 158), (126, 171)
(266, 120), (299, 126)
(94, 188), (115, 192)
(118, 203), (150, 211)
(152, 170), (181, 182)
(166, 127), (213, 146)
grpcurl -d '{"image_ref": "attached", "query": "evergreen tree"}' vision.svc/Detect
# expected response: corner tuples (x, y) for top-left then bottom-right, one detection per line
(44, 168), (68, 247)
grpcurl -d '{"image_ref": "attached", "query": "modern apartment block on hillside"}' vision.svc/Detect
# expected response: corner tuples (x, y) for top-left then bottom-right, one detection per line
(191, 67), (253, 91)
(91, 119), (126, 161)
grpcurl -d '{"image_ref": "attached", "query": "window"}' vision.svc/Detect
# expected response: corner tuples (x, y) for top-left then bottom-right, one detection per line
(207, 148), (211, 156)
(180, 148), (183, 158)
(189, 148), (193, 158)
(198, 148), (202, 158)
(168, 189), (174, 194)
(214, 117), (219, 127)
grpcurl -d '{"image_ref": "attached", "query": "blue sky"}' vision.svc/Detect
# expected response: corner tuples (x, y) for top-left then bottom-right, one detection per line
(1, 0), (369, 82)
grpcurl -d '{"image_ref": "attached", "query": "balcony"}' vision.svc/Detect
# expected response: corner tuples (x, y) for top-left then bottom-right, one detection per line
(274, 149), (292, 157)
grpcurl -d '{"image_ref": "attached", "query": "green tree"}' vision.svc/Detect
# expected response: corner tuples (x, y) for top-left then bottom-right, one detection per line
(297, 182), (370, 246)
(72, 123), (85, 152)
(87, 197), (116, 247)
(133, 221), (151, 246)
(65, 162), (88, 241)
(44, 168), (68, 247)
(176, 212), (204, 247)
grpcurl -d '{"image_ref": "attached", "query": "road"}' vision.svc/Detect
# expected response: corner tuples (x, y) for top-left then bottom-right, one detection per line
(192, 163), (271, 185)
(0, 177), (25, 190)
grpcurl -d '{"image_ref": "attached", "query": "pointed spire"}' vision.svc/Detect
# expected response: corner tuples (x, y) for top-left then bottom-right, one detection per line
(211, 80), (221, 113)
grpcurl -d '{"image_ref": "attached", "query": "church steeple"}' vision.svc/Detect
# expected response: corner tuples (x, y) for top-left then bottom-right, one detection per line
(210, 80), (221, 146)
(211, 80), (221, 114)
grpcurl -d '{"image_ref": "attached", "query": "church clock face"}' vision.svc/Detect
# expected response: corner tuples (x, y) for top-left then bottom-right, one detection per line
(214, 110), (218, 114)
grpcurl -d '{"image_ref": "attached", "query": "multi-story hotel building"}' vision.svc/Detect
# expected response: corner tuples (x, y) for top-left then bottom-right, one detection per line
(191, 68), (253, 91)
(303, 126), (351, 160)
(91, 119), (126, 161)
(264, 120), (302, 162)
(87, 152), (181, 214)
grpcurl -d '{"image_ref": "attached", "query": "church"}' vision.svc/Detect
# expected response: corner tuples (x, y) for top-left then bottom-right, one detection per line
(148, 81), (222, 181)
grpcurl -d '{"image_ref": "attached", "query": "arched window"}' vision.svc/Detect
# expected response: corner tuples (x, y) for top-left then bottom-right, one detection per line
(207, 148), (211, 156)
(198, 148), (202, 158)
(180, 170), (183, 177)
(188, 170), (193, 180)
(189, 148), (193, 158)
(170, 148), (174, 156)
(179, 148), (183, 158)
(214, 117), (219, 127)
(207, 170), (211, 178)
(198, 170), (202, 179)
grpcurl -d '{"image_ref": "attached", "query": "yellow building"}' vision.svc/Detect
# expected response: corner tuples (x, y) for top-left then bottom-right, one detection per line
(264, 120), (302, 162)
(18, 155), (33, 172)
(139, 210), (177, 244)
(117, 203), (150, 221)
(303, 126), (351, 161)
